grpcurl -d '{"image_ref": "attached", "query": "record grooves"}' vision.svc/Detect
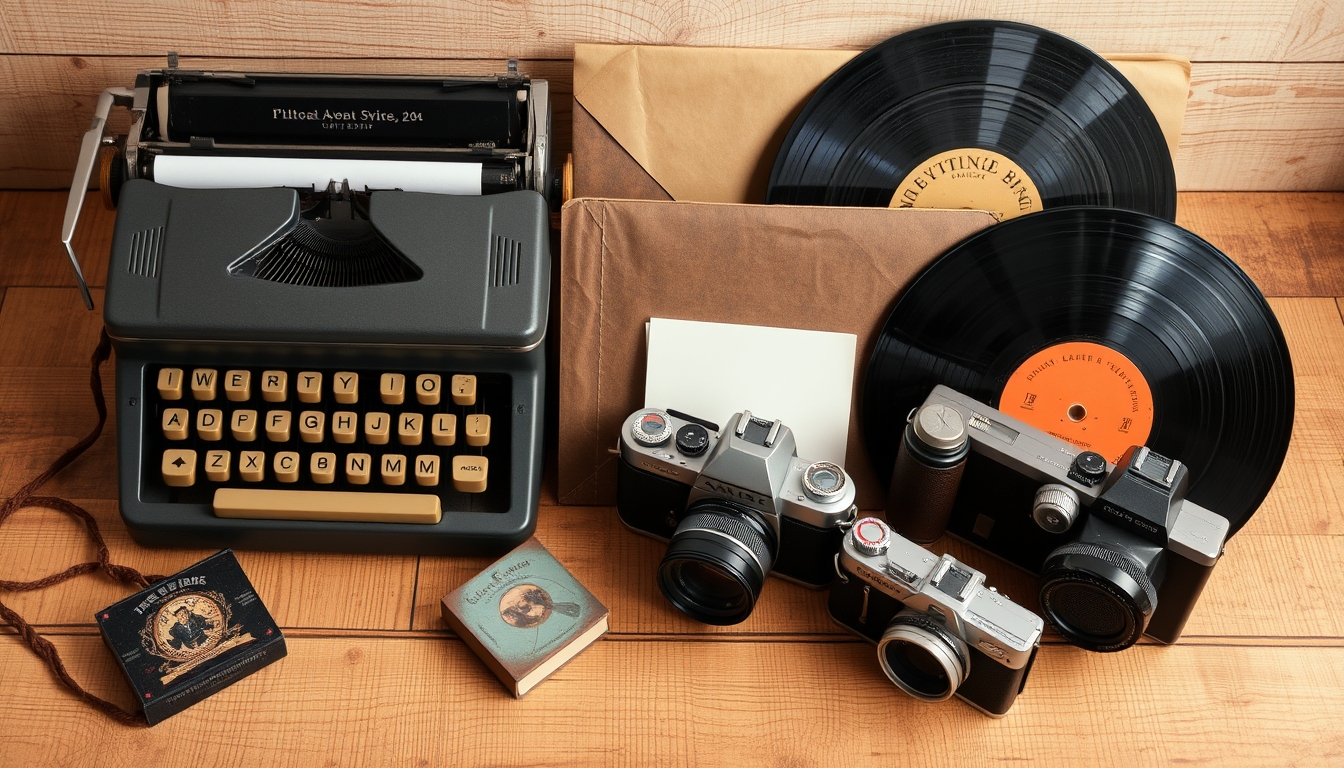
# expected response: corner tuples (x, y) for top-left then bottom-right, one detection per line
(862, 207), (1293, 536)
(766, 20), (1177, 221)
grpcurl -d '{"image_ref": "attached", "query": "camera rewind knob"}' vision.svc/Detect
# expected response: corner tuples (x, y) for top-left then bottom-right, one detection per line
(1032, 484), (1080, 533)
(852, 517), (891, 555)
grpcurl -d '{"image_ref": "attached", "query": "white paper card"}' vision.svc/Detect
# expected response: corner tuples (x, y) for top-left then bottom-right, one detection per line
(644, 318), (857, 466)
(153, 155), (484, 195)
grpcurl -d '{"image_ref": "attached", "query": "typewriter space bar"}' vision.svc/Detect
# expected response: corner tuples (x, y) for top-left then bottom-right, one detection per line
(214, 488), (442, 524)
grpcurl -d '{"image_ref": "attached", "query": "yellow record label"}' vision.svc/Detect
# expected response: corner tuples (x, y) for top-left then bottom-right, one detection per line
(999, 342), (1154, 464)
(890, 148), (1043, 221)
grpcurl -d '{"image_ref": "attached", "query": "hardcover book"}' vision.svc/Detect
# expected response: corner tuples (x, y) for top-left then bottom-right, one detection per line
(441, 537), (609, 697)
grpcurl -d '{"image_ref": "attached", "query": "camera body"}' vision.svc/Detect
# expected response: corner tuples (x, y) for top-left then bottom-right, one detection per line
(889, 385), (1230, 651)
(618, 408), (857, 623)
(829, 516), (1042, 717)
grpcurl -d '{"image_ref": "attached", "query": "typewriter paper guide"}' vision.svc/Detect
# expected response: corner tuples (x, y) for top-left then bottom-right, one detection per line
(103, 181), (548, 349)
(572, 44), (1190, 203)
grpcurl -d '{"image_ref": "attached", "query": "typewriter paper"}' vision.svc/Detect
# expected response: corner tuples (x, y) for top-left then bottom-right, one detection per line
(644, 318), (857, 467)
(153, 155), (483, 195)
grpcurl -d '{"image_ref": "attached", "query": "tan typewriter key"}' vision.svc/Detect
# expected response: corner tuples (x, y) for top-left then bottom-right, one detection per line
(365, 412), (390, 445)
(346, 453), (372, 485)
(274, 451), (300, 483)
(297, 372), (323, 403)
(451, 374), (477, 406)
(465, 414), (491, 447)
(299, 410), (326, 443)
(162, 449), (196, 487)
(157, 368), (184, 400)
(452, 455), (488, 493)
(232, 409), (258, 442)
(197, 409), (223, 441)
(311, 452), (337, 484)
(204, 450), (230, 482)
(414, 455), (440, 487)
(261, 370), (288, 402)
(380, 373), (406, 405)
(266, 410), (292, 442)
(431, 414), (457, 446)
(416, 374), (441, 405)
(332, 411), (358, 444)
(381, 454), (408, 486)
(224, 370), (251, 401)
(333, 372), (359, 404)
(240, 450), (265, 482)
(190, 369), (218, 400)
(399, 413), (424, 446)
(162, 408), (189, 440)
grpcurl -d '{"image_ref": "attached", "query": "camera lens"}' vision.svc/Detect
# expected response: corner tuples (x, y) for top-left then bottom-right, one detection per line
(1039, 542), (1158, 652)
(877, 609), (969, 701)
(656, 499), (777, 625)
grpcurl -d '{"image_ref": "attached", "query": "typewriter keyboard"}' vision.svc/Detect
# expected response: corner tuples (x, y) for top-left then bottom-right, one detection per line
(145, 366), (511, 524)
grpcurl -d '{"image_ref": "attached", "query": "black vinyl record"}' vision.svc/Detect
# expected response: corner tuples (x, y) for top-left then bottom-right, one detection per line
(767, 20), (1176, 221)
(863, 207), (1294, 536)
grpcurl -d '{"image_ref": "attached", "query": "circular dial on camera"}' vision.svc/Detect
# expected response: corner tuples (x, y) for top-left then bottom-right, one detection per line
(802, 461), (847, 502)
(911, 404), (967, 452)
(1070, 451), (1108, 486)
(632, 411), (673, 446)
(1032, 484), (1080, 533)
(675, 423), (710, 456)
(852, 517), (890, 555)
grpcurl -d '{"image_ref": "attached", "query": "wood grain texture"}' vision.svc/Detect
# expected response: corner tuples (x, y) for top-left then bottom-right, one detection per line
(0, 56), (1342, 190)
(2, 1), (1343, 61)
(4, 635), (1344, 767)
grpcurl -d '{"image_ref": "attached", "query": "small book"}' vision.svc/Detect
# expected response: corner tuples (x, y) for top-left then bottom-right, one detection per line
(95, 550), (286, 725)
(441, 537), (609, 697)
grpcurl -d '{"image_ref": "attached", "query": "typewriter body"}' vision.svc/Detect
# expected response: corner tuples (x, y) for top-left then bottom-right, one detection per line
(62, 62), (553, 555)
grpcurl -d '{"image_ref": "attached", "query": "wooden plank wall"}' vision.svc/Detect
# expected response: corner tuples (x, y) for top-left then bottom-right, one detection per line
(1, 0), (1342, 191)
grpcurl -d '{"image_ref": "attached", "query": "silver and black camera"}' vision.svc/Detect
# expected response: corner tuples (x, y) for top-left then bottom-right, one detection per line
(829, 516), (1042, 717)
(617, 408), (857, 625)
(888, 385), (1230, 652)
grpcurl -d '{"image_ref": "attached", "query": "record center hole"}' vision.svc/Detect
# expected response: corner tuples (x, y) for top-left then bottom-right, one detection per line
(1067, 404), (1087, 422)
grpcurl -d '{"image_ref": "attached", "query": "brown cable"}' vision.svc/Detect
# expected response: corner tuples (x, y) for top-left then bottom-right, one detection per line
(0, 329), (168, 726)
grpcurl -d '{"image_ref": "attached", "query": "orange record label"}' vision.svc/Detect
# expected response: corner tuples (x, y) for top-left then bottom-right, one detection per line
(999, 342), (1154, 464)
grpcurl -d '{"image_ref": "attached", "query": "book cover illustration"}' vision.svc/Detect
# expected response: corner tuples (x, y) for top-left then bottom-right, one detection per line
(442, 537), (609, 696)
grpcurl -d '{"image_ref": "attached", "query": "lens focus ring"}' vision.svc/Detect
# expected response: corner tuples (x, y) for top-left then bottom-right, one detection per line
(1040, 541), (1158, 652)
(677, 510), (776, 573)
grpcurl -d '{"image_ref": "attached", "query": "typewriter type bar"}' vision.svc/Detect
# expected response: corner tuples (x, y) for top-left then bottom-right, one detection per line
(62, 58), (553, 310)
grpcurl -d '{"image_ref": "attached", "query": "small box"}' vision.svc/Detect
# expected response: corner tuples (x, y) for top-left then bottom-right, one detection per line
(442, 537), (609, 697)
(95, 550), (286, 725)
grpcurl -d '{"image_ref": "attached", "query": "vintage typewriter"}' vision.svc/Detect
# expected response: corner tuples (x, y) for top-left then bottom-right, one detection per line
(60, 60), (554, 554)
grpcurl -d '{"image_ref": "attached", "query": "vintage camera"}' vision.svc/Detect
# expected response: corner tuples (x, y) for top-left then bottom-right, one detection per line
(888, 385), (1230, 652)
(829, 516), (1042, 717)
(617, 408), (857, 624)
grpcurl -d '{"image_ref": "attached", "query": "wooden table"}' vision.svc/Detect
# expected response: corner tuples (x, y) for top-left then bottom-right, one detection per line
(2, 191), (1342, 766)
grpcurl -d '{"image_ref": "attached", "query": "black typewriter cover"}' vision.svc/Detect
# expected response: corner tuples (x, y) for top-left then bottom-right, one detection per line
(104, 180), (549, 349)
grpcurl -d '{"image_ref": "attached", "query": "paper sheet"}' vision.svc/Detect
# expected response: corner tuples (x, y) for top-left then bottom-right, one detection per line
(644, 318), (857, 467)
(153, 155), (484, 195)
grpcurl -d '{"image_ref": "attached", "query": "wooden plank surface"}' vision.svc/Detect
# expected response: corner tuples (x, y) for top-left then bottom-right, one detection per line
(1, 191), (1342, 764)
(1, 55), (1341, 190)
(2, 1), (1342, 61)
(3, 636), (1344, 767)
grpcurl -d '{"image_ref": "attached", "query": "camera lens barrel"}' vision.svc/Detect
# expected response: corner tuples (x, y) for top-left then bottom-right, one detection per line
(1039, 542), (1158, 652)
(877, 609), (970, 701)
(657, 500), (778, 626)
(888, 404), (970, 543)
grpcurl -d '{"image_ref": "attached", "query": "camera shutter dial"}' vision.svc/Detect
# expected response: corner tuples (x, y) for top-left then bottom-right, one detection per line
(675, 423), (710, 456)
(632, 411), (673, 447)
(1068, 450), (1108, 486)
(852, 517), (891, 555)
(1032, 484), (1080, 533)
(802, 461), (847, 502)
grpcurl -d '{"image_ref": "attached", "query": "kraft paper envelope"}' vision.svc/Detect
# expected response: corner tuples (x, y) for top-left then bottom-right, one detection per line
(558, 198), (997, 508)
(572, 44), (1190, 203)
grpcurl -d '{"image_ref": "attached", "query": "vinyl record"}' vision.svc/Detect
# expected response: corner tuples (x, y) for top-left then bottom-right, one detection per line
(863, 207), (1294, 536)
(767, 20), (1176, 222)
